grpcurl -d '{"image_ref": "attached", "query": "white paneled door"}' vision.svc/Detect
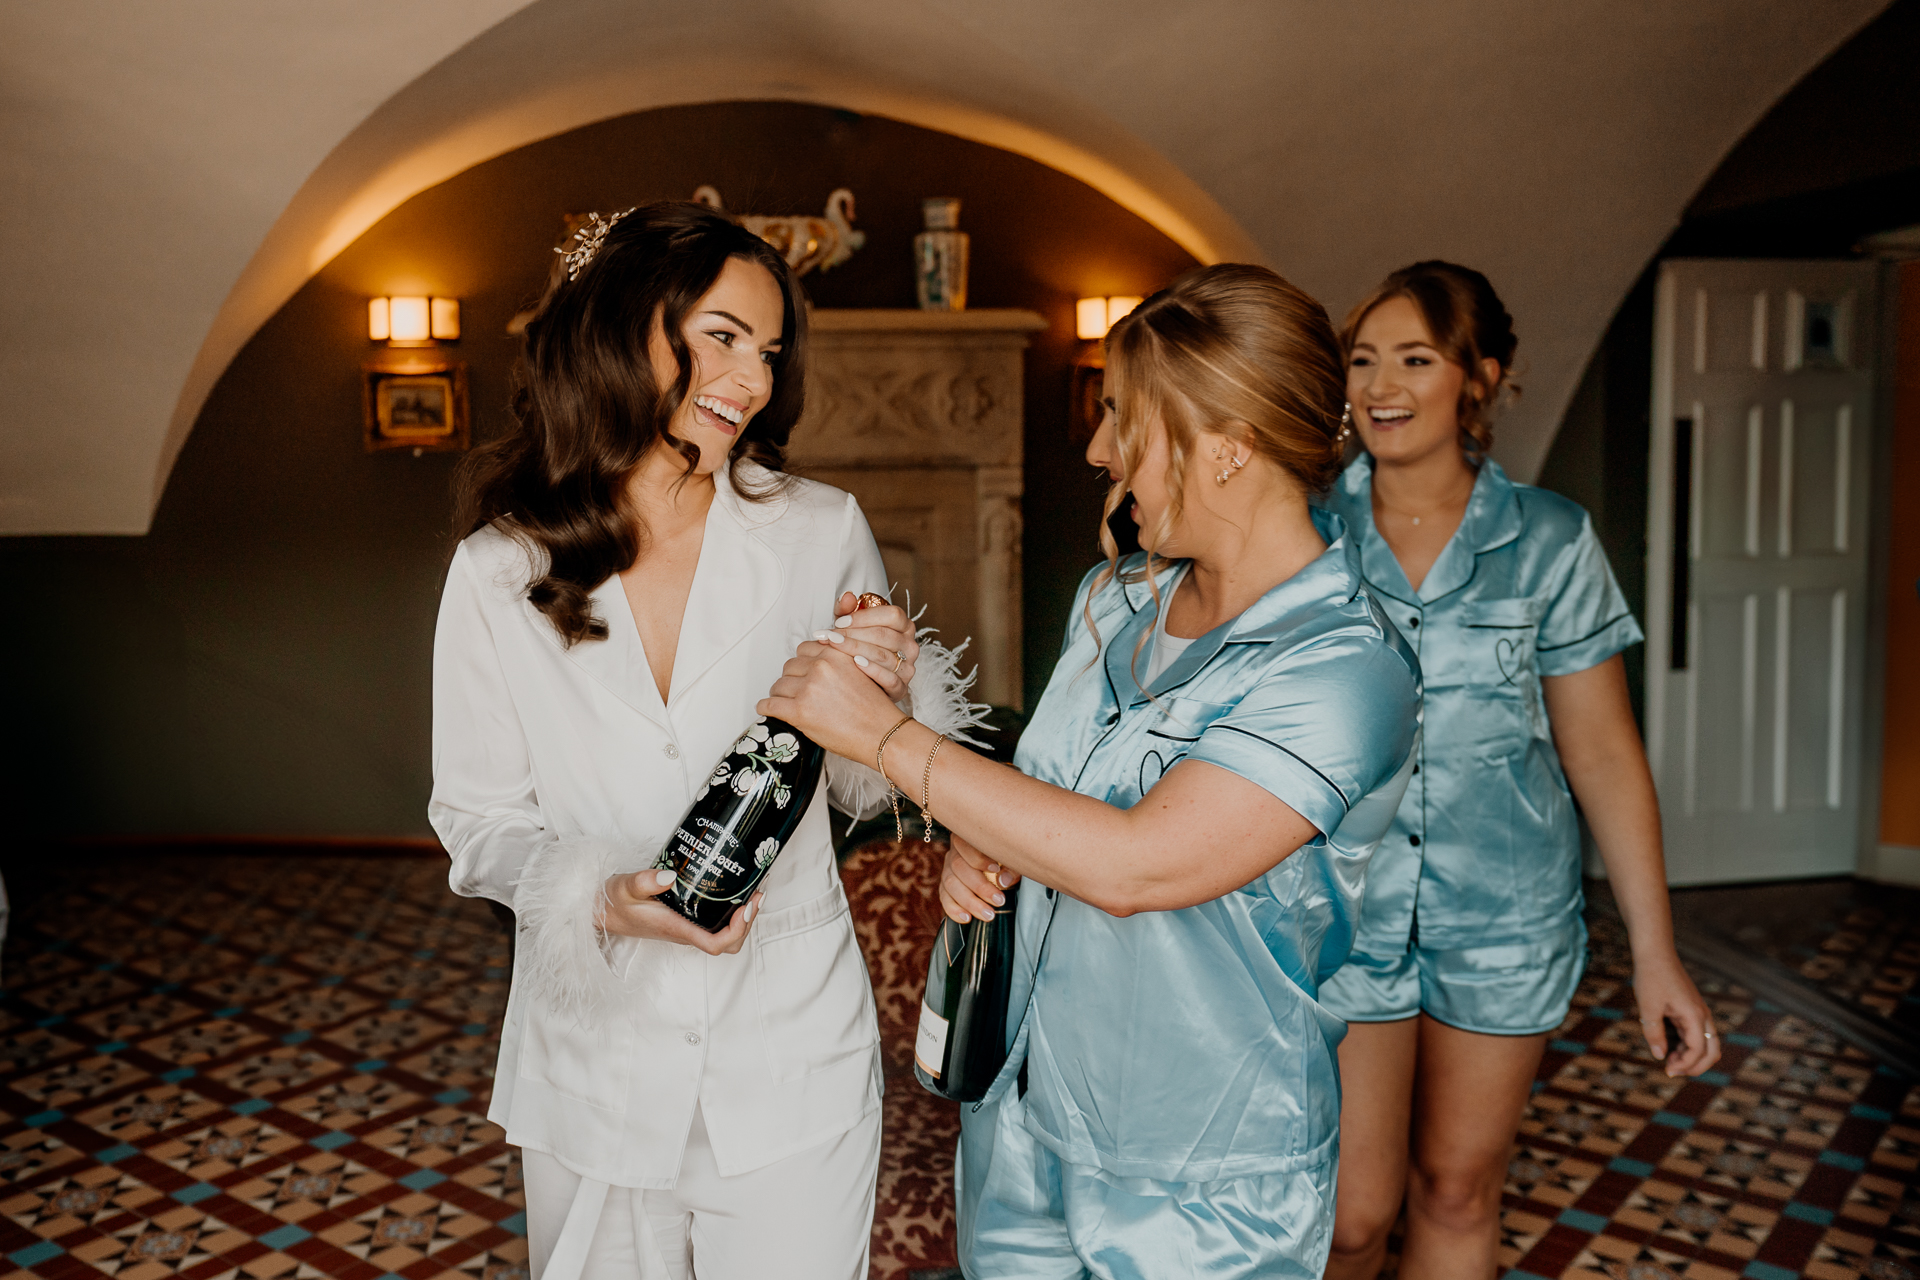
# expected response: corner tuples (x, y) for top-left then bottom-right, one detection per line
(1646, 260), (1878, 885)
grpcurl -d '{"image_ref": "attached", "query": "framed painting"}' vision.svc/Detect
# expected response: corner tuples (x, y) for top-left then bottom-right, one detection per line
(363, 356), (469, 453)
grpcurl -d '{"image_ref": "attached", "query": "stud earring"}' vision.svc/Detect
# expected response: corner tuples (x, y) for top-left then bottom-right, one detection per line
(1215, 455), (1245, 485)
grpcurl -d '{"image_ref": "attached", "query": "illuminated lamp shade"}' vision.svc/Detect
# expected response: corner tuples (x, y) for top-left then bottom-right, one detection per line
(1075, 297), (1109, 341)
(1075, 295), (1146, 341)
(368, 295), (459, 345)
(388, 296), (431, 344)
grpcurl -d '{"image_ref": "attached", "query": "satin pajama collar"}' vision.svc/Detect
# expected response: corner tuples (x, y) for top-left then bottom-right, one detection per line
(1334, 454), (1526, 606)
(1103, 508), (1359, 709)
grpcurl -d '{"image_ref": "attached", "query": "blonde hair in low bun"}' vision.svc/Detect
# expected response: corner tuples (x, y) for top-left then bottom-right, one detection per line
(1086, 263), (1347, 658)
(1340, 260), (1519, 467)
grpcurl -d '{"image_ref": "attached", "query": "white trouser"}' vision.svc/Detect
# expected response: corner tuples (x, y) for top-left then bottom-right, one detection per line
(523, 1106), (881, 1280)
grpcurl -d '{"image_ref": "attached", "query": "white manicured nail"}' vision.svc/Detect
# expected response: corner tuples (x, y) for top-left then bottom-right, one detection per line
(655, 869), (676, 886)
(814, 630), (844, 644)
(855, 655), (871, 668)
(834, 616), (853, 628)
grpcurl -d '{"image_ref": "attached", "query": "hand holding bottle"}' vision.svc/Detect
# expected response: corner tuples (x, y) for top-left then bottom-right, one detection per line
(601, 867), (763, 955)
(810, 590), (920, 700)
(940, 833), (1020, 925)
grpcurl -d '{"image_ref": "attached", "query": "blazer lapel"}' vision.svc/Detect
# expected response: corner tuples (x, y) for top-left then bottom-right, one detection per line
(524, 574), (670, 729)
(667, 482), (783, 711)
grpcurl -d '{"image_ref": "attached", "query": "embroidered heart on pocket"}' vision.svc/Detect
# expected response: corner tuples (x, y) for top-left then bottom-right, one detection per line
(1494, 637), (1524, 686)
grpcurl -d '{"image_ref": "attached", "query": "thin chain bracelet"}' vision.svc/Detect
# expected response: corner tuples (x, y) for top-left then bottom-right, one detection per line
(919, 734), (948, 842)
(875, 714), (915, 843)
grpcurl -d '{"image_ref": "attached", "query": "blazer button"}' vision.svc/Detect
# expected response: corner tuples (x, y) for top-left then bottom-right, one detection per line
(1410, 834), (1422, 846)
(684, 1031), (701, 1045)
(663, 743), (680, 760)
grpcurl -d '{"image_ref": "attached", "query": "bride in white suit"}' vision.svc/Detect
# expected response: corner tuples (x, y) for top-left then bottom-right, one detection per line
(429, 203), (979, 1280)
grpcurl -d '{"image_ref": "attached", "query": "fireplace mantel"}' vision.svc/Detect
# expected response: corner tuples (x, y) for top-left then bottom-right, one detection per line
(787, 308), (1047, 709)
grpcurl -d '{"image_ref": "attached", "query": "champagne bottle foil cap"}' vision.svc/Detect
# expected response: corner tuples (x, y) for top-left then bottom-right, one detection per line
(921, 198), (961, 230)
(856, 592), (889, 611)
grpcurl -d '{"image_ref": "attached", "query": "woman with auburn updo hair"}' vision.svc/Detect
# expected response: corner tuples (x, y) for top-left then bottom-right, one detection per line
(761, 264), (1420, 1276)
(429, 202), (981, 1280)
(1318, 261), (1720, 1279)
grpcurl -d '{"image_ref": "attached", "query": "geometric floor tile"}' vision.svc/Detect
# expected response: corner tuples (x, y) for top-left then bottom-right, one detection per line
(0, 854), (519, 1280)
(4, 853), (1918, 1280)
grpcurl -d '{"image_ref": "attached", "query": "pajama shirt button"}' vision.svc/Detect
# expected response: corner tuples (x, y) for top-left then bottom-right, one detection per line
(663, 743), (680, 759)
(685, 1032), (700, 1045)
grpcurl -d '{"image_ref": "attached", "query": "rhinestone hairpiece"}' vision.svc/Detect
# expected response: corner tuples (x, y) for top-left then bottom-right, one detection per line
(557, 208), (636, 282)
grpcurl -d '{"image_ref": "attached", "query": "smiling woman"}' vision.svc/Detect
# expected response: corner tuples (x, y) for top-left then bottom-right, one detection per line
(1320, 261), (1719, 1280)
(429, 200), (985, 1280)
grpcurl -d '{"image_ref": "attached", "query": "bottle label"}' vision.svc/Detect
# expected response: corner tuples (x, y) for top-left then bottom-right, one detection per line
(914, 1000), (950, 1078)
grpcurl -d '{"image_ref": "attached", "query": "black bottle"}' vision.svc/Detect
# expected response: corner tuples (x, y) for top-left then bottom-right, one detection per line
(655, 717), (826, 932)
(914, 884), (1018, 1102)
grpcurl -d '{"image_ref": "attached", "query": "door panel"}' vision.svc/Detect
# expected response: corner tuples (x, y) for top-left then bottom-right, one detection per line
(1646, 261), (1876, 884)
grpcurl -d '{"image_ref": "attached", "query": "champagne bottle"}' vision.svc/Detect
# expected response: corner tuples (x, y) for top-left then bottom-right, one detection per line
(914, 883), (1017, 1102)
(654, 593), (885, 933)
(655, 716), (826, 932)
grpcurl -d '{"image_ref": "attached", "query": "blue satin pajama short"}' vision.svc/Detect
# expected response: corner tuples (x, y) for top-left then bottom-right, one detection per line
(1319, 918), (1589, 1037)
(957, 1090), (1334, 1279)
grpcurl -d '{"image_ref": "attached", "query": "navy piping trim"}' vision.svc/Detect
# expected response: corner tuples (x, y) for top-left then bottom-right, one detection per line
(1203, 724), (1351, 813)
(1536, 613), (1636, 653)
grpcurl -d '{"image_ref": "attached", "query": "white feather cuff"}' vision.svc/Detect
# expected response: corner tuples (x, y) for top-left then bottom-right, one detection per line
(510, 837), (663, 1026)
(825, 632), (993, 828)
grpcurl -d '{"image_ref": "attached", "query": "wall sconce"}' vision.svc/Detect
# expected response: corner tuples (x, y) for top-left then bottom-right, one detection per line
(368, 296), (460, 345)
(1075, 295), (1143, 341)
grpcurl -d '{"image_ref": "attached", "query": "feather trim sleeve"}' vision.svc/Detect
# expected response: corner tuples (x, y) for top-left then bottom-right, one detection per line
(509, 837), (673, 1026)
(824, 629), (992, 826)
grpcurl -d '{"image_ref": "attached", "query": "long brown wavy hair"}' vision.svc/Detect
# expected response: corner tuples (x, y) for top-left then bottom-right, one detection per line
(1089, 263), (1347, 665)
(453, 201), (807, 645)
(1339, 260), (1518, 467)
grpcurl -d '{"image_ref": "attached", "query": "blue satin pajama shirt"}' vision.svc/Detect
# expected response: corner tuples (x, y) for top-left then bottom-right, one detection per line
(956, 512), (1421, 1277)
(1316, 456), (1643, 1034)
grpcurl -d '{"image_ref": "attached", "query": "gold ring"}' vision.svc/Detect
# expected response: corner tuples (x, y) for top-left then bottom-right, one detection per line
(891, 651), (905, 673)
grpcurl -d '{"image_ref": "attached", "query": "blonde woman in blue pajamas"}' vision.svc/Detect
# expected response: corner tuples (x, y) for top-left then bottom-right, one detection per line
(1318, 262), (1723, 1280)
(765, 265), (1422, 1278)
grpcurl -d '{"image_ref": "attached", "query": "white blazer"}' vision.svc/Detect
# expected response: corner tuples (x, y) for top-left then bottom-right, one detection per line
(431, 466), (953, 1189)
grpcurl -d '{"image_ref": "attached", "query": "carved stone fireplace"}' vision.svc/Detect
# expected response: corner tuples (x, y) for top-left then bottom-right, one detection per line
(786, 309), (1047, 709)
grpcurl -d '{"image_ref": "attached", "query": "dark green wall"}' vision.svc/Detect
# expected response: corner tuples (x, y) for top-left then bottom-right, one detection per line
(0, 102), (1194, 840)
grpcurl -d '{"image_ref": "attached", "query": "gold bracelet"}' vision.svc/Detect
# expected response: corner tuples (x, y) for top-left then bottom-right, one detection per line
(919, 734), (948, 843)
(875, 714), (915, 843)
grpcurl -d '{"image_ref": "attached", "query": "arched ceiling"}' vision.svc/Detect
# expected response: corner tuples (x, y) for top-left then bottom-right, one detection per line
(0, 0), (1888, 534)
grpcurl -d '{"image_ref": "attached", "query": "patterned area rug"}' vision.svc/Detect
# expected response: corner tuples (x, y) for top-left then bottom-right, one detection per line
(0, 852), (1916, 1280)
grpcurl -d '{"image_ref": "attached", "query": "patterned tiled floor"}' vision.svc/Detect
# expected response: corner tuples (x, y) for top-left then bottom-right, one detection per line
(0, 855), (523, 1280)
(0, 855), (1916, 1280)
(1493, 887), (1920, 1280)
(1673, 880), (1920, 1038)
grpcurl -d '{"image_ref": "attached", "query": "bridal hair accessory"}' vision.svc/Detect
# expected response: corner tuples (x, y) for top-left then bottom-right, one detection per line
(1337, 401), (1354, 444)
(1215, 453), (1245, 485)
(558, 208), (637, 281)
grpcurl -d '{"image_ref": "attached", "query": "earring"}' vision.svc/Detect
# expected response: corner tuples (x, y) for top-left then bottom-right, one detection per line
(1214, 454), (1245, 485)
(1337, 401), (1354, 444)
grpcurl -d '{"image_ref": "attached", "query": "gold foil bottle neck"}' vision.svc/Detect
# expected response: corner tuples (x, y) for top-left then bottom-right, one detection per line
(855, 592), (888, 611)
